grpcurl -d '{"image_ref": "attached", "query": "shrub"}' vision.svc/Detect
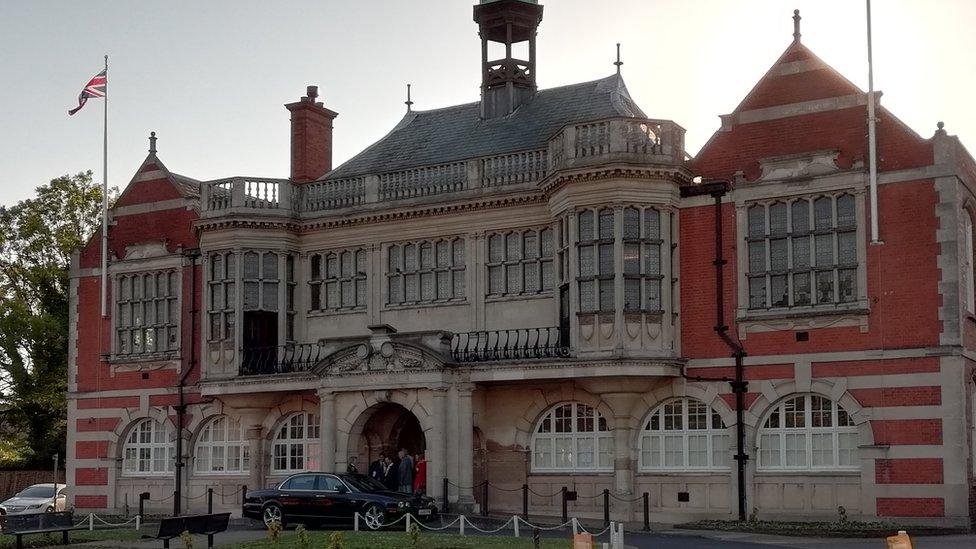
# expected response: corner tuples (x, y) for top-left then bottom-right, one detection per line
(327, 531), (345, 549)
(180, 530), (193, 549)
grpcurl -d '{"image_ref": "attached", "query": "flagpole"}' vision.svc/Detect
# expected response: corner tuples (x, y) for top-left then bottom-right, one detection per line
(100, 54), (109, 317)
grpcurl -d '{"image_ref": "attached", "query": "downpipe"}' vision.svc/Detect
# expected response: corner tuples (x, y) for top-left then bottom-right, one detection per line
(174, 248), (201, 516)
(679, 181), (749, 521)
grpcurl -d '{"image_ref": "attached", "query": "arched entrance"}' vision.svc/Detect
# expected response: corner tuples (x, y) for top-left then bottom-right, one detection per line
(355, 403), (426, 464)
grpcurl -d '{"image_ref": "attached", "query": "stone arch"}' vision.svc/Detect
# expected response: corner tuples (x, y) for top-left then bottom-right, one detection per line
(747, 378), (873, 452)
(513, 385), (614, 450)
(630, 392), (734, 453)
(107, 406), (174, 461)
(628, 378), (733, 435)
(262, 394), (320, 443)
(337, 389), (434, 465)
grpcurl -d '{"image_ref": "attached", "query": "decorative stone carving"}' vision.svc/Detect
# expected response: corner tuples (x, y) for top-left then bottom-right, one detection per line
(122, 240), (170, 260)
(320, 342), (433, 374)
(757, 150), (840, 182)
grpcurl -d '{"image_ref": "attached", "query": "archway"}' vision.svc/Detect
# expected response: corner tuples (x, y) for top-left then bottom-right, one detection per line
(356, 403), (426, 465)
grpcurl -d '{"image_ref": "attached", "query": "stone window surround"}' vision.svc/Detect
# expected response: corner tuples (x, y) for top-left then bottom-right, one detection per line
(271, 411), (321, 474)
(733, 177), (870, 337)
(308, 248), (368, 313)
(385, 237), (466, 308)
(193, 415), (250, 476)
(756, 393), (859, 473)
(121, 417), (176, 477)
(108, 254), (184, 362)
(530, 402), (614, 474)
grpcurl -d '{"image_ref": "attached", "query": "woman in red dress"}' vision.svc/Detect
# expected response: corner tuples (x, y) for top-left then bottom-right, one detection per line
(413, 453), (427, 494)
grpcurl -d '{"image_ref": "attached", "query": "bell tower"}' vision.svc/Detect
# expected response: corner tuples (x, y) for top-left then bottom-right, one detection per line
(473, 0), (544, 119)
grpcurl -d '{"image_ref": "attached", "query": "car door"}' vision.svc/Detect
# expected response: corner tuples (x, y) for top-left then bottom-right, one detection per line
(279, 474), (318, 520)
(312, 475), (352, 523)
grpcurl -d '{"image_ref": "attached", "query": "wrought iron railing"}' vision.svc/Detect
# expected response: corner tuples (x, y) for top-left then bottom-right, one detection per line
(239, 343), (326, 376)
(451, 327), (569, 363)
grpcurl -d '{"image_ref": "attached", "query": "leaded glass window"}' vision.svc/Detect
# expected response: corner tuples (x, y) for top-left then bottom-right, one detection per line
(309, 249), (367, 312)
(746, 194), (858, 309)
(207, 252), (236, 342)
(117, 271), (179, 355)
(578, 208), (615, 313)
(387, 238), (465, 305)
(486, 227), (554, 297)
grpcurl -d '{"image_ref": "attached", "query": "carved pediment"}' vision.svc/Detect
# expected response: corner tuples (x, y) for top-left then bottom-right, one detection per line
(316, 341), (437, 375)
(122, 240), (170, 261)
(757, 150), (840, 182)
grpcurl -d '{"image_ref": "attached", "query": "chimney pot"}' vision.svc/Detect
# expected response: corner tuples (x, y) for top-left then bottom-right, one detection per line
(306, 85), (318, 102)
(286, 86), (337, 183)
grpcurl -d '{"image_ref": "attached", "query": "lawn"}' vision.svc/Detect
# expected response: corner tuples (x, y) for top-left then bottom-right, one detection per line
(226, 530), (572, 549)
(0, 528), (144, 549)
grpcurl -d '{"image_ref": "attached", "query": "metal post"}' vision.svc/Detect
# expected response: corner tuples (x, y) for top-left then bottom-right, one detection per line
(561, 486), (568, 523)
(242, 485), (247, 502)
(522, 483), (528, 521)
(207, 488), (213, 513)
(172, 491), (179, 517)
(443, 477), (449, 514)
(533, 528), (541, 549)
(481, 481), (489, 517)
(603, 488), (610, 526)
(642, 492), (650, 531)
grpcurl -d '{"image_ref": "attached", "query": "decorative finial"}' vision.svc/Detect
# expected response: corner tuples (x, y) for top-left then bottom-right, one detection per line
(149, 131), (157, 154)
(936, 121), (946, 136)
(305, 85), (318, 102)
(793, 9), (801, 42)
(405, 83), (414, 112)
(614, 43), (623, 75)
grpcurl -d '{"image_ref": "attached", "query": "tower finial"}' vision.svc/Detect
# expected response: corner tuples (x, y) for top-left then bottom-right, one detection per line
(793, 9), (801, 42)
(614, 43), (623, 75)
(405, 83), (414, 112)
(149, 131), (157, 154)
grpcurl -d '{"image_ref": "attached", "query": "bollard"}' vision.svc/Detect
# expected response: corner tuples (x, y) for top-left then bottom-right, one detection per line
(603, 488), (610, 526)
(242, 485), (247, 503)
(138, 492), (150, 531)
(135, 514), (141, 531)
(459, 515), (465, 536)
(172, 491), (179, 517)
(405, 513), (411, 532)
(481, 481), (489, 517)
(522, 483), (529, 521)
(617, 522), (625, 549)
(533, 527), (540, 549)
(354, 512), (359, 532)
(513, 515), (520, 538)
(642, 492), (650, 531)
(88, 513), (94, 531)
(207, 488), (215, 548)
(571, 516), (578, 536)
(442, 477), (450, 515)
(561, 486), (568, 524)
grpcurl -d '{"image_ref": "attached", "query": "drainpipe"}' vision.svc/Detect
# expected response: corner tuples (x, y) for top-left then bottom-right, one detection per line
(679, 181), (748, 521)
(174, 248), (201, 516)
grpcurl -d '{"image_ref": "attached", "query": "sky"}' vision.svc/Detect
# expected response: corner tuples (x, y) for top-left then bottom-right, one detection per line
(1, 0), (974, 206)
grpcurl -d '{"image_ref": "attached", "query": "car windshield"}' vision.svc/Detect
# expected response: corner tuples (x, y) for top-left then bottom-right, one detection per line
(17, 486), (55, 498)
(341, 474), (387, 493)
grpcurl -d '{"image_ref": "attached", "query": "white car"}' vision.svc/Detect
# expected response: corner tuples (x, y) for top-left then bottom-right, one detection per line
(0, 484), (67, 515)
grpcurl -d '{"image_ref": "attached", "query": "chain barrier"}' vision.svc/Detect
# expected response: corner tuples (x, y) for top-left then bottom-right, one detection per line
(212, 486), (244, 497)
(513, 516), (576, 531)
(577, 521), (614, 537)
(460, 515), (515, 534)
(92, 515), (140, 527)
(608, 492), (644, 503)
(485, 481), (522, 492)
(412, 515), (462, 531)
(526, 486), (563, 498)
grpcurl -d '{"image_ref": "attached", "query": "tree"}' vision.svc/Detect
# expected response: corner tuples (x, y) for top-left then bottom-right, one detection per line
(0, 171), (111, 468)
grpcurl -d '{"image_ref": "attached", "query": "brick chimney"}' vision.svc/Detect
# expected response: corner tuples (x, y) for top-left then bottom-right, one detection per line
(285, 85), (338, 183)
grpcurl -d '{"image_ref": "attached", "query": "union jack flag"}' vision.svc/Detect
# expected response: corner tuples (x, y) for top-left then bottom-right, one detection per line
(67, 69), (106, 116)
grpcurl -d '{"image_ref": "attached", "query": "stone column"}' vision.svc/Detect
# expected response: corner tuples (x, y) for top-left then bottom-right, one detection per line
(457, 385), (476, 509)
(427, 387), (449, 506)
(317, 389), (336, 472)
(245, 426), (265, 492)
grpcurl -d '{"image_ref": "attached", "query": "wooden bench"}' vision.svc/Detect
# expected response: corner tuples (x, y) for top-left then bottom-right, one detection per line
(151, 513), (230, 548)
(0, 511), (86, 549)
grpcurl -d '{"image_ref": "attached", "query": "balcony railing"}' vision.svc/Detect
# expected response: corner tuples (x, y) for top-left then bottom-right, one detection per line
(239, 343), (326, 376)
(200, 117), (684, 218)
(451, 327), (570, 363)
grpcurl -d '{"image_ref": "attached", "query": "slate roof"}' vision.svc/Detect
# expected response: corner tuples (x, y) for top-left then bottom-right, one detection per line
(170, 173), (201, 198)
(324, 74), (646, 180)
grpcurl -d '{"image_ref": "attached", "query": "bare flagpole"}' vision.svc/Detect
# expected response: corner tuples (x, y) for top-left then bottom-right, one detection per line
(100, 54), (109, 317)
(866, 0), (880, 244)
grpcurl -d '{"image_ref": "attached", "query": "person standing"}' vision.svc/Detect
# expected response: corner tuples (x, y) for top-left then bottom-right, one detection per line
(369, 452), (386, 481)
(413, 453), (427, 495)
(382, 455), (398, 491)
(397, 448), (414, 494)
(347, 455), (359, 473)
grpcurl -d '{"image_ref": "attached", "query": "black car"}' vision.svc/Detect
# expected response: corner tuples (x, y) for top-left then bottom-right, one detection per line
(243, 472), (437, 530)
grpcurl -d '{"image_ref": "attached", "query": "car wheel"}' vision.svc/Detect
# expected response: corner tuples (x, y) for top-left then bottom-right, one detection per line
(262, 503), (284, 528)
(362, 504), (386, 530)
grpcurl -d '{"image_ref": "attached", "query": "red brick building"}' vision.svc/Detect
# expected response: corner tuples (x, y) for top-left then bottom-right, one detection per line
(66, 1), (976, 527)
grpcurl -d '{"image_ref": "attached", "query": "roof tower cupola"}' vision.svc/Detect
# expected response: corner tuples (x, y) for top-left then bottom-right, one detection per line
(474, 0), (544, 119)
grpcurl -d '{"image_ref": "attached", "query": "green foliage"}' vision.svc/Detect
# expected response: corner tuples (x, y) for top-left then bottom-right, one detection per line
(295, 524), (310, 549)
(0, 171), (113, 467)
(408, 522), (420, 549)
(266, 519), (282, 546)
(326, 531), (345, 549)
(179, 530), (193, 549)
(837, 505), (849, 525)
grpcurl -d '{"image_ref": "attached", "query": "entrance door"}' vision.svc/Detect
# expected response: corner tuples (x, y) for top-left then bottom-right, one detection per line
(242, 310), (278, 374)
(559, 284), (570, 347)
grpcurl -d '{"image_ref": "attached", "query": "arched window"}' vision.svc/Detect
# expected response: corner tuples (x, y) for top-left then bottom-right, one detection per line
(122, 418), (175, 476)
(271, 412), (320, 474)
(638, 398), (729, 472)
(531, 403), (613, 473)
(194, 417), (249, 475)
(757, 394), (858, 471)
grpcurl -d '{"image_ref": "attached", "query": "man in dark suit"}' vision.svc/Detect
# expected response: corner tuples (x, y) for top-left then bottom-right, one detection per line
(381, 455), (399, 491)
(368, 452), (386, 481)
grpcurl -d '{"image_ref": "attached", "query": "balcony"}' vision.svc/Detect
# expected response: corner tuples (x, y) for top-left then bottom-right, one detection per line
(199, 116), (684, 220)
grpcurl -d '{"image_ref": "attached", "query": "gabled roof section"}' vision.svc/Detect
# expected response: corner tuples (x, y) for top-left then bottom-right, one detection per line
(325, 74), (645, 180)
(113, 153), (201, 209)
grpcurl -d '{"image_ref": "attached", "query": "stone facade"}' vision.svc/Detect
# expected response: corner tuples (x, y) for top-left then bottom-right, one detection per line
(66, 2), (976, 528)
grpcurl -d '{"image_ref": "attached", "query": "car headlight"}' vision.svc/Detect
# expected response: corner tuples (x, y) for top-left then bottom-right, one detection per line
(397, 501), (409, 509)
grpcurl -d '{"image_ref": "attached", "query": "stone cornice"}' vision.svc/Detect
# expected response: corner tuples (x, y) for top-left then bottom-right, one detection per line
(540, 165), (693, 197)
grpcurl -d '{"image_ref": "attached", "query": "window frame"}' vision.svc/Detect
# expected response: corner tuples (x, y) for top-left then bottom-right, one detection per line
(756, 394), (859, 473)
(207, 252), (237, 343)
(530, 402), (614, 474)
(271, 412), (321, 475)
(193, 416), (250, 476)
(309, 248), (368, 313)
(386, 238), (466, 307)
(577, 208), (616, 313)
(486, 227), (555, 298)
(121, 418), (175, 477)
(114, 270), (181, 357)
(637, 397), (730, 473)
